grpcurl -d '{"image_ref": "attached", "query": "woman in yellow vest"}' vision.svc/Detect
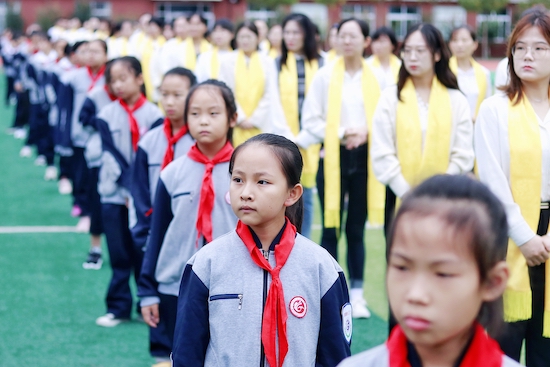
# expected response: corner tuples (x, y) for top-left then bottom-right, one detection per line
(366, 26), (401, 90)
(295, 18), (380, 319)
(324, 23), (340, 63)
(195, 19), (234, 82)
(448, 25), (492, 122)
(139, 18), (166, 102)
(372, 23), (474, 237)
(267, 24), (282, 59)
(219, 21), (277, 147)
(475, 10), (550, 366)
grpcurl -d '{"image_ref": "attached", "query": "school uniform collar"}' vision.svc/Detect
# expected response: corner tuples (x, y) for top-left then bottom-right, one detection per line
(406, 330), (474, 367)
(250, 221), (287, 252)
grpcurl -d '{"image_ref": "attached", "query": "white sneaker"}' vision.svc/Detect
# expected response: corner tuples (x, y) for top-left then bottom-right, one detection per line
(95, 313), (127, 327)
(44, 166), (58, 181)
(351, 298), (371, 319)
(75, 216), (91, 233)
(14, 128), (27, 139)
(34, 155), (46, 166)
(58, 178), (72, 195)
(19, 145), (32, 158)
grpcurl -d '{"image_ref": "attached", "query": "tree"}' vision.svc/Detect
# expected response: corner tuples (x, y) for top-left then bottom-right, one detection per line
(246, 0), (296, 9)
(459, 0), (508, 58)
(5, 5), (23, 32)
(73, 1), (91, 23)
(36, 5), (62, 32)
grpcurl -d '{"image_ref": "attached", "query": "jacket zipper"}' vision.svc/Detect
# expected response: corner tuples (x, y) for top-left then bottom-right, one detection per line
(260, 249), (269, 367)
(209, 294), (243, 310)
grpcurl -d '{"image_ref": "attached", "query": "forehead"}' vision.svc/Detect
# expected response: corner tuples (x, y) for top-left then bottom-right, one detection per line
(452, 28), (473, 39)
(339, 21), (362, 34)
(517, 25), (549, 43)
(404, 30), (427, 46)
(189, 86), (223, 106)
(233, 144), (282, 172)
(161, 74), (190, 88)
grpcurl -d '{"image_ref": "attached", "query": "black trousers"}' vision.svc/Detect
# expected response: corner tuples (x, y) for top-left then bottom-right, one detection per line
(12, 90), (29, 129)
(88, 167), (103, 236)
(5, 75), (15, 105)
(150, 293), (178, 359)
(497, 208), (550, 367)
(72, 147), (90, 215)
(317, 144), (367, 286)
(27, 103), (54, 165)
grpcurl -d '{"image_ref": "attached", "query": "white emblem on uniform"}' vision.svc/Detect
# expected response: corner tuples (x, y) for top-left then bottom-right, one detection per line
(225, 191), (231, 204)
(289, 296), (307, 318)
(341, 303), (353, 344)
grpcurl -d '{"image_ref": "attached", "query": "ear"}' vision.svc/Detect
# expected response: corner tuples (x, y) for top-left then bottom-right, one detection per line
(434, 51), (441, 63)
(285, 183), (303, 208)
(136, 73), (144, 86)
(481, 261), (509, 302)
(363, 36), (372, 50)
(228, 112), (238, 128)
(472, 40), (479, 53)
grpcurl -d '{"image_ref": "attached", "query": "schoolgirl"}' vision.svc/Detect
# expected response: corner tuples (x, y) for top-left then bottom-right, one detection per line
(295, 18), (380, 318)
(219, 21), (278, 147)
(172, 133), (351, 366)
(371, 23), (474, 237)
(195, 19), (234, 82)
(138, 80), (237, 365)
(267, 24), (282, 59)
(366, 26), (401, 90)
(475, 10), (550, 366)
(131, 67), (197, 260)
(338, 175), (520, 367)
(448, 25), (492, 122)
(95, 56), (163, 327)
(275, 13), (324, 239)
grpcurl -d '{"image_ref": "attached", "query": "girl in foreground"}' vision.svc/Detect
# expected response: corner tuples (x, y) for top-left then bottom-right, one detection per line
(339, 175), (518, 367)
(172, 133), (351, 366)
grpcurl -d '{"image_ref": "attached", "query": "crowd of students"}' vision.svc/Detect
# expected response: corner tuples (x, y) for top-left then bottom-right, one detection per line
(3, 6), (550, 367)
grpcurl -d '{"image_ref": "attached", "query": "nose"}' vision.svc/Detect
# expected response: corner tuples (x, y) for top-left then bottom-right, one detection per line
(240, 181), (253, 201)
(405, 274), (430, 305)
(524, 46), (535, 59)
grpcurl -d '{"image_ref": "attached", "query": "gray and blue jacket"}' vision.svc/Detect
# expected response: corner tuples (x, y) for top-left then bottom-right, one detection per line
(138, 153), (237, 306)
(172, 226), (352, 367)
(130, 124), (194, 251)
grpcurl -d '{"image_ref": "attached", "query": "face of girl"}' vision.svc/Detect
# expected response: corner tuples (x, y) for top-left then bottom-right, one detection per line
(371, 34), (394, 58)
(187, 86), (235, 148)
(513, 26), (550, 84)
(87, 41), (107, 69)
(387, 213), (500, 354)
(449, 28), (477, 60)
(148, 23), (162, 38)
(190, 15), (207, 39)
(211, 26), (233, 48)
(110, 62), (143, 101)
(329, 27), (339, 50)
(268, 25), (282, 48)
(236, 27), (259, 54)
(160, 75), (191, 122)
(338, 21), (369, 58)
(230, 143), (301, 231)
(402, 30), (439, 78)
(283, 20), (304, 53)
(173, 18), (188, 39)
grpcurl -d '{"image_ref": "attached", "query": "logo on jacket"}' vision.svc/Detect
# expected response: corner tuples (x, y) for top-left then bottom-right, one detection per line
(342, 303), (353, 344)
(289, 296), (307, 318)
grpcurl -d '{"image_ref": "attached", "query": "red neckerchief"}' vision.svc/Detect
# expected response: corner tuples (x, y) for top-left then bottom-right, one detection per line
(118, 95), (148, 151)
(87, 64), (106, 91)
(104, 85), (117, 101)
(387, 322), (503, 367)
(187, 141), (234, 243)
(161, 118), (188, 170)
(236, 218), (296, 367)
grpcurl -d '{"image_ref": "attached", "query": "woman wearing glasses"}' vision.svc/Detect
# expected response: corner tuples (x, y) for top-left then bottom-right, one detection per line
(371, 23), (474, 236)
(475, 10), (550, 366)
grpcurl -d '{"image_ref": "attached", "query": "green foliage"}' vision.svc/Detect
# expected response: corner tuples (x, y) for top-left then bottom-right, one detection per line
(5, 5), (23, 32)
(73, 1), (91, 23)
(458, 0), (508, 13)
(315, 0), (345, 5)
(246, 0), (296, 9)
(36, 5), (61, 32)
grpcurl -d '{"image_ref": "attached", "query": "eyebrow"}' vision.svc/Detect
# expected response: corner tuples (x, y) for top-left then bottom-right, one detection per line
(231, 169), (274, 178)
(390, 252), (460, 265)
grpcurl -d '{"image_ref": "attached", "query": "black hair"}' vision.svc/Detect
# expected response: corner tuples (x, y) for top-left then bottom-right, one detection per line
(71, 40), (88, 53)
(234, 21), (259, 50)
(183, 79), (237, 143)
(449, 25), (477, 42)
(149, 17), (165, 29)
(387, 174), (508, 337)
(63, 43), (71, 58)
(30, 31), (50, 41)
(397, 23), (459, 101)
(229, 133), (304, 233)
(280, 13), (320, 66)
(12, 31), (23, 41)
(163, 67), (198, 87)
(112, 56), (147, 97)
(104, 59), (115, 85)
(337, 18), (370, 39)
(372, 26), (398, 51)
(213, 18), (234, 34)
(188, 13), (208, 26)
(89, 38), (108, 54)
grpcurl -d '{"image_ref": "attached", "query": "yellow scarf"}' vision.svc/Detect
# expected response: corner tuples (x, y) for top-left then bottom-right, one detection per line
(396, 78), (452, 187)
(505, 96), (550, 336)
(279, 52), (320, 188)
(324, 57), (381, 228)
(234, 50), (265, 147)
(184, 37), (211, 71)
(449, 56), (487, 119)
(327, 49), (338, 63)
(141, 36), (166, 101)
(268, 48), (279, 59)
(370, 54), (401, 85)
(210, 48), (220, 80)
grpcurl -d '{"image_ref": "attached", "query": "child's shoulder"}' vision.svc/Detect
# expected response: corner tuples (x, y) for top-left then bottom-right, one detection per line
(96, 100), (122, 121)
(292, 234), (343, 273)
(337, 344), (388, 367)
(188, 231), (240, 266)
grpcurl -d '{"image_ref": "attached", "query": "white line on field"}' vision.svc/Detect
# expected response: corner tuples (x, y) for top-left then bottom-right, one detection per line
(0, 226), (81, 234)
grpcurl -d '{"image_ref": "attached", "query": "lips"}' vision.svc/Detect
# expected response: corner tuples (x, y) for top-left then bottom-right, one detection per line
(403, 316), (430, 331)
(240, 206), (255, 212)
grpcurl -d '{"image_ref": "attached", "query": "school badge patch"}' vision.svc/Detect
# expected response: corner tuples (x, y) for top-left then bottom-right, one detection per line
(289, 296), (307, 318)
(341, 303), (353, 344)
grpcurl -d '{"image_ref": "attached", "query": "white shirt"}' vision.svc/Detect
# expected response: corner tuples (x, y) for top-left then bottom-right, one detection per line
(494, 57), (509, 92)
(371, 84), (474, 198)
(475, 93), (550, 246)
(455, 65), (492, 119)
(366, 55), (401, 91)
(195, 49), (230, 82)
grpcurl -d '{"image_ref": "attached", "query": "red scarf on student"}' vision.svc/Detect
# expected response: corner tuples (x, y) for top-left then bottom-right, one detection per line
(119, 95), (147, 151)
(187, 141), (234, 243)
(387, 323), (503, 367)
(161, 118), (188, 170)
(87, 65), (106, 91)
(236, 218), (296, 367)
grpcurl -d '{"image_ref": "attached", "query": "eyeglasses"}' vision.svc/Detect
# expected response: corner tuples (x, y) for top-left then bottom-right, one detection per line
(512, 43), (550, 58)
(401, 47), (429, 59)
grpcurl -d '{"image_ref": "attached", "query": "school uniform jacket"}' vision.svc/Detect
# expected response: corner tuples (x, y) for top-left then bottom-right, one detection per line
(172, 230), (352, 366)
(130, 125), (195, 251)
(96, 100), (163, 204)
(138, 155), (237, 307)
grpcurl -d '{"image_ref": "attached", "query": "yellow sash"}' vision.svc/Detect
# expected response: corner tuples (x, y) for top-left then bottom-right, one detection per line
(325, 57), (381, 228)
(370, 54), (401, 84)
(327, 49), (338, 63)
(505, 96), (550, 336)
(268, 48), (279, 59)
(234, 50), (265, 147)
(141, 36), (166, 101)
(120, 37), (129, 56)
(184, 38), (211, 71)
(396, 78), (452, 187)
(279, 52), (320, 188)
(210, 48), (220, 80)
(449, 56), (487, 119)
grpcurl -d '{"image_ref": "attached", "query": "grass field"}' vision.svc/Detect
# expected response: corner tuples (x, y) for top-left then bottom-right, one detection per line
(0, 80), (389, 366)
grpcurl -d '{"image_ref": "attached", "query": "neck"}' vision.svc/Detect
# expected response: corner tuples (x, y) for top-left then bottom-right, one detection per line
(244, 50), (254, 58)
(293, 49), (304, 57)
(197, 138), (226, 160)
(523, 80), (550, 103)
(170, 118), (185, 134)
(124, 92), (141, 108)
(415, 326), (473, 367)
(377, 53), (390, 66)
(251, 215), (286, 252)
(217, 44), (231, 51)
(344, 55), (363, 75)
(456, 56), (472, 70)
(411, 71), (435, 90)
(193, 36), (203, 45)
(89, 64), (103, 74)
